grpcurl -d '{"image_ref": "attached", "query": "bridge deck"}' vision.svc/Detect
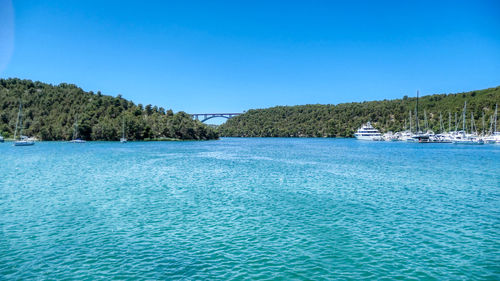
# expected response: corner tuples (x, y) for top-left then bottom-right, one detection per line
(190, 113), (242, 123)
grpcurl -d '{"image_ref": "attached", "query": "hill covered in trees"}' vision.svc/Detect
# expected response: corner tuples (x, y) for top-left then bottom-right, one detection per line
(0, 78), (218, 140)
(218, 86), (500, 138)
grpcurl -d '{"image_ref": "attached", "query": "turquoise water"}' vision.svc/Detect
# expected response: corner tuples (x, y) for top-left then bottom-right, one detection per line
(0, 138), (499, 280)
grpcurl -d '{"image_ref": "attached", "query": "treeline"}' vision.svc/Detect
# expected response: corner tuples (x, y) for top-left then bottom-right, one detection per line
(0, 78), (218, 140)
(218, 86), (500, 137)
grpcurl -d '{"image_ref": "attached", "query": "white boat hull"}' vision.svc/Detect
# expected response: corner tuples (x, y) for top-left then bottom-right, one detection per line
(484, 134), (500, 144)
(354, 122), (383, 141)
(453, 140), (484, 145)
(355, 135), (383, 141)
(14, 141), (35, 146)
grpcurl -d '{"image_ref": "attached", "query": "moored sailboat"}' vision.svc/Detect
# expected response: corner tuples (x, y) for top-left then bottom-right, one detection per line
(453, 101), (483, 145)
(69, 116), (86, 143)
(13, 100), (35, 146)
(484, 104), (500, 144)
(408, 91), (431, 143)
(120, 117), (127, 143)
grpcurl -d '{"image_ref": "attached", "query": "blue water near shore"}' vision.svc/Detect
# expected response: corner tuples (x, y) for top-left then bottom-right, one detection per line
(0, 138), (499, 280)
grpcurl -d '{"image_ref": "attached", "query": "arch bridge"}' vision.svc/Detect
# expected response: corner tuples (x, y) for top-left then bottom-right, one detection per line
(191, 113), (242, 123)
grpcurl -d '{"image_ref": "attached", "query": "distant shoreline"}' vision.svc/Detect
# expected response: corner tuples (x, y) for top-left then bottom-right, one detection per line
(1, 138), (219, 142)
(218, 86), (500, 138)
(0, 78), (219, 141)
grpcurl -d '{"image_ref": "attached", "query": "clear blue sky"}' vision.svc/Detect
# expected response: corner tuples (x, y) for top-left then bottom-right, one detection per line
(1, 0), (499, 119)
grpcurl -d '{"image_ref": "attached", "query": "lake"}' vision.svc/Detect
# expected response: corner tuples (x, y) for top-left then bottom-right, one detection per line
(0, 138), (499, 279)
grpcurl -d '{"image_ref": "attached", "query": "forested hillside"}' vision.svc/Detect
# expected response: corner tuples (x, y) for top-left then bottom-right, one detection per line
(0, 78), (218, 140)
(219, 86), (500, 137)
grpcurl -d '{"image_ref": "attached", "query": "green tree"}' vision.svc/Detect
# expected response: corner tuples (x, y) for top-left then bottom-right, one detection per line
(0, 78), (218, 141)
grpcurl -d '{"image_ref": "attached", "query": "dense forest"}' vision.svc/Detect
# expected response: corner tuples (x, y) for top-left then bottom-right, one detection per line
(0, 78), (218, 140)
(218, 86), (500, 137)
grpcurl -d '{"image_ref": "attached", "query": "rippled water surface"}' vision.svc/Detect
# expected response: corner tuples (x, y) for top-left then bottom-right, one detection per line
(1, 138), (499, 279)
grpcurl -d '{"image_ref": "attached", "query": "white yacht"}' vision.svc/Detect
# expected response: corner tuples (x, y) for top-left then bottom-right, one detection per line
(440, 131), (457, 143)
(383, 131), (399, 141)
(354, 122), (383, 141)
(484, 132), (500, 144)
(408, 132), (430, 143)
(453, 131), (484, 145)
(431, 133), (452, 143)
(0, 135), (4, 143)
(399, 130), (413, 141)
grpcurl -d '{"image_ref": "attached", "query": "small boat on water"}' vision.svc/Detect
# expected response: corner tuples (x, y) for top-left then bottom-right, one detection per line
(407, 91), (432, 143)
(354, 122), (383, 141)
(0, 135), (4, 143)
(453, 132), (484, 145)
(120, 117), (127, 143)
(430, 133), (452, 143)
(452, 102), (483, 145)
(484, 132), (500, 144)
(69, 116), (86, 143)
(382, 131), (400, 141)
(423, 130), (451, 143)
(15, 136), (36, 146)
(483, 104), (499, 144)
(438, 132), (456, 143)
(13, 100), (35, 146)
(408, 133), (430, 143)
(399, 130), (413, 141)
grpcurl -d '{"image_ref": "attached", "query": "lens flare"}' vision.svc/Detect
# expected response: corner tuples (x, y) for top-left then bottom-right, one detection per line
(0, 0), (14, 74)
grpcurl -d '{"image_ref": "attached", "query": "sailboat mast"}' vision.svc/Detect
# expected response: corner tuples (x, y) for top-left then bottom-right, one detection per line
(424, 109), (428, 131)
(490, 114), (494, 134)
(448, 112), (451, 132)
(471, 112), (474, 134)
(409, 110), (412, 133)
(495, 104), (498, 132)
(122, 118), (125, 139)
(463, 101), (466, 133)
(439, 112), (443, 133)
(14, 101), (22, 141)
(415, 91), (420, 133)
(455, 112), (458, 132)
(18, 102), (24, 139)
(482, 112), (485, 135)
(73, 116), (78, 140)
